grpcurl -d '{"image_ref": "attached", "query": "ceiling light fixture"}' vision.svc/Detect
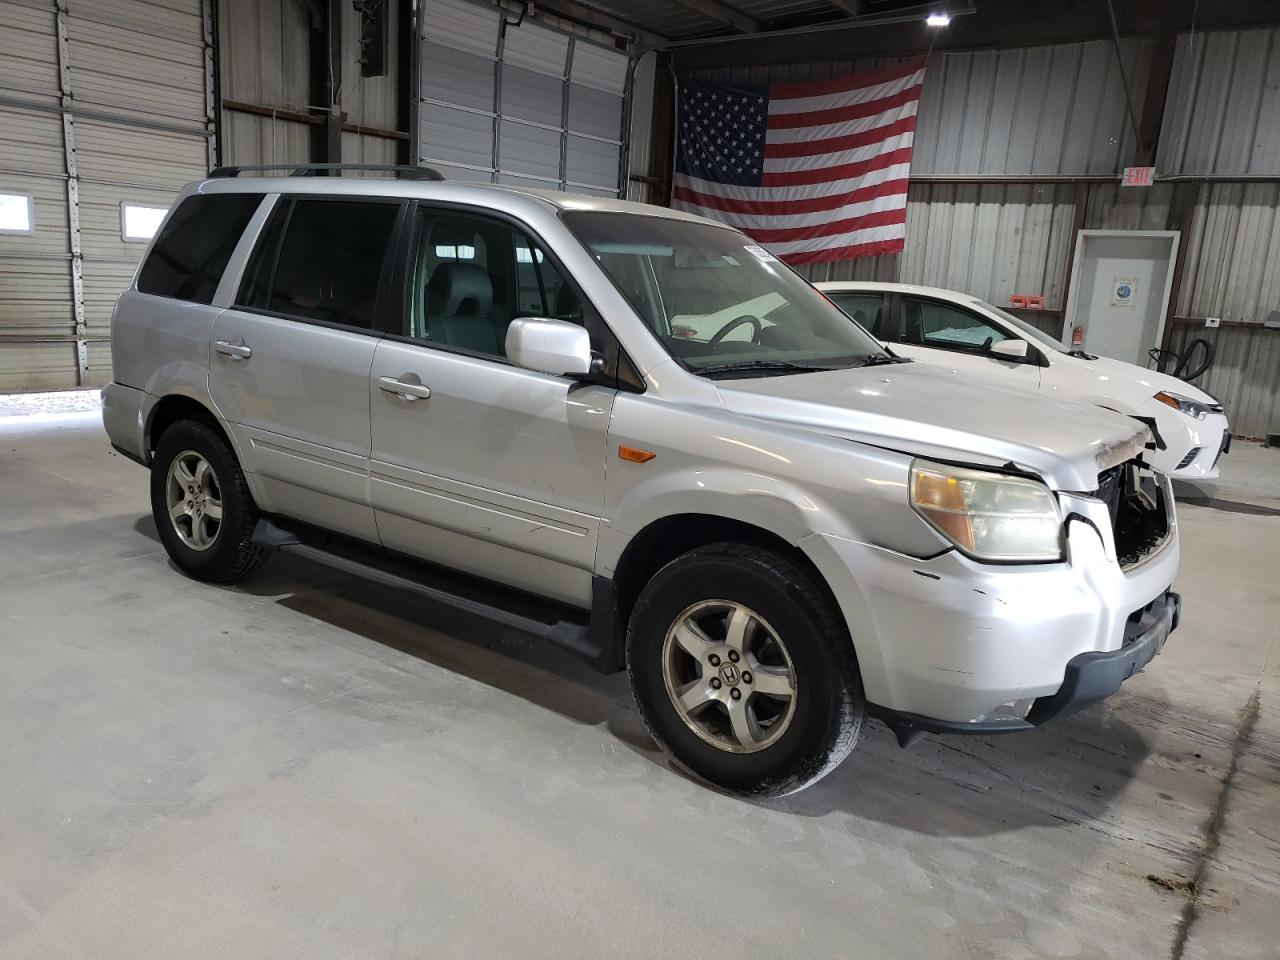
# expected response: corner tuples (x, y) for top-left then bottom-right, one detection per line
(926, 12), (951, 27)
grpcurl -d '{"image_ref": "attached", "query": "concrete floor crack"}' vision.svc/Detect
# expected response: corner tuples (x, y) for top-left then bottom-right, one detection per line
(1166, 686), (1262, 960)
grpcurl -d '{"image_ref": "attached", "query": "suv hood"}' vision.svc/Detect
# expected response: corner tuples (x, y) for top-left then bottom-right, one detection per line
(716, 362), (1150, 491)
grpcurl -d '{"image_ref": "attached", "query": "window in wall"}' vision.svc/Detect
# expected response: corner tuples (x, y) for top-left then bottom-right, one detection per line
(0, 193), (34, 235)
(240, 197), (400, 330)
(120, 202), (169, 242)
(136, 193), (264, 304)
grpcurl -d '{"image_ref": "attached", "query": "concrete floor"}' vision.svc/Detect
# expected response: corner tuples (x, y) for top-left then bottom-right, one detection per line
(1, 401), (1277, 960)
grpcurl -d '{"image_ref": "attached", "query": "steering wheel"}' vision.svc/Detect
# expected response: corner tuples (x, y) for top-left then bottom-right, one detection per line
(708, 314), (762, 347)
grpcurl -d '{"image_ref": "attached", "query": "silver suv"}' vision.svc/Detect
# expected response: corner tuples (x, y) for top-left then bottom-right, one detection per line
(103, 166), (1181, 796)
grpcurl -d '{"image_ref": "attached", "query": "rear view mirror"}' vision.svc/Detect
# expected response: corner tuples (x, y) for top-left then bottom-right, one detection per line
(991, 339), (1030, 360)
(506, 318), (592, 377)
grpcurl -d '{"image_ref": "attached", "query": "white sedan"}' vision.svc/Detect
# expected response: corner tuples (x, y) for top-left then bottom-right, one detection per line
(817, 282), (1230, 479)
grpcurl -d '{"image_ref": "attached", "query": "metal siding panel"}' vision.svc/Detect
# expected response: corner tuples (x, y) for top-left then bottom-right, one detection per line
(421, 43), (496, 113)
(565, 134), (618, 190)
(421, 0), (500, 58)
(1168, 323), (1280, 438)
(503, 21), (568, 79)
(1160, 27), (1280, 176)
(502, 66), (565, 127)
(221, 112), (311, 167)
(567, 83), (623, 141)
(340, 131), (399, 168)
(0, 0), (59, 103)
(65, 0), (206, 128)
(216, 0), (310, 109)
(419, 101), (494, 170)
(498, 122), (560, 180)
(570, 41), (627, 96)
(0, 342), (80, 392)
(0, 259), (74, 338)
(73, 120), (206, 190)
(1179, 182), (1280, 323)
(0, 105), (64, 178)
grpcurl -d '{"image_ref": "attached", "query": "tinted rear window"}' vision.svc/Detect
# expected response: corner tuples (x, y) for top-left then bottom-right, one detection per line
(236, 197), (399, 330)
(136, 193), (263, 303)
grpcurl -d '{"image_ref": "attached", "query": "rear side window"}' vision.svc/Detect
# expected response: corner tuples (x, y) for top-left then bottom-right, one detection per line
(136, 193), (263, 303)
(827, 292), (886, 338)
(237, 197), (399, 330)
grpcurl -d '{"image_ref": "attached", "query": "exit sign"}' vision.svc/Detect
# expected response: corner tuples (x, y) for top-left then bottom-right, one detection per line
(1122, 166), (1155, 187)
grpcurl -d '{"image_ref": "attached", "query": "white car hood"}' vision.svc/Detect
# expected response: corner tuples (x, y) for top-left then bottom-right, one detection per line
(716, 362), (1150, 491)
(1050, 351), (1219, 410)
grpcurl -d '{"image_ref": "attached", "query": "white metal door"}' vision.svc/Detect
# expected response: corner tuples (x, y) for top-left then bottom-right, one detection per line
(1065, 231), (1178, 366)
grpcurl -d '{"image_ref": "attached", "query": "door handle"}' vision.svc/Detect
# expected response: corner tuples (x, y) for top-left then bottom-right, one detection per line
(214, 339), (252, 360)
(377, 376), (432, 400)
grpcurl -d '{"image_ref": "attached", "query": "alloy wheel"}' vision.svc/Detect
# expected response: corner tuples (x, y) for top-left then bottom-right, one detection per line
(165, 450), (223, 551)
(661, 600), (798, 754)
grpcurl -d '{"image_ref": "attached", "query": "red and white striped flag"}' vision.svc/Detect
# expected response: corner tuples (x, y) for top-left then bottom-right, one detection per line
(671, 61), (923, 265)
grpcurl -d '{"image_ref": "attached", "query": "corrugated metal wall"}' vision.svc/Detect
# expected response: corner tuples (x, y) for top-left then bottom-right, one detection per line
(0, 0), (213, 392)
(1158, 26), (1280, 176)
(912, 40), (1149, 177)
(216, 0), (311, 165)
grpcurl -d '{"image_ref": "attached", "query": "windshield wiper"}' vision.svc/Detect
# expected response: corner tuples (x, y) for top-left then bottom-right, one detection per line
(847, 353), (911, 367)
(695, 359), (838, 378)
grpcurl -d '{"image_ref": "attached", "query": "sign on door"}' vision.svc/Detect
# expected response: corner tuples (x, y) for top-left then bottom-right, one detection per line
(1111, 277), (1138, 307)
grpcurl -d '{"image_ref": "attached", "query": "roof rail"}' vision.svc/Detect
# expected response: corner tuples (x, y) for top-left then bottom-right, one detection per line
(208, 163), (446, 181)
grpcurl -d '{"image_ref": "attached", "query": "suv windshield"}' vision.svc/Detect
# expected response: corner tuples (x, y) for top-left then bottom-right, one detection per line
(563, 212), (888, 375)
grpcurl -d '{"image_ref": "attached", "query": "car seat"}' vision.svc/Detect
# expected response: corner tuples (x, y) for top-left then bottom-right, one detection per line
(425, 261), (501, 355)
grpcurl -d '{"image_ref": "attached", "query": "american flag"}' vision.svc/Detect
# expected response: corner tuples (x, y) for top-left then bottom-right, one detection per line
(672, 61), (924, 265)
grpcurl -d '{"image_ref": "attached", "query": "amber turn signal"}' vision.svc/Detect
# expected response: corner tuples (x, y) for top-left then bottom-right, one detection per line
(618, 445), (656, 463)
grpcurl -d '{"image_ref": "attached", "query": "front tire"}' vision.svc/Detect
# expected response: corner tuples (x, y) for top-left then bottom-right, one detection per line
(626, 543), (864, 797)
(150, 419), (267, 583)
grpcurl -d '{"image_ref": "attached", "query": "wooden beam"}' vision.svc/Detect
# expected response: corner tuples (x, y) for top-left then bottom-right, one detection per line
(667, 0), (760, 34)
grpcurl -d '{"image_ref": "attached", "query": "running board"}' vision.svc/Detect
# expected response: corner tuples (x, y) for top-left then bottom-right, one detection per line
(250, 518), (624, 673)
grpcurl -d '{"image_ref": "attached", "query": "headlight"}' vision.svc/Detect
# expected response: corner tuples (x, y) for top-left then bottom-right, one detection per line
(1154, 391), (1212, 420)
(910, 460), (1064, 562)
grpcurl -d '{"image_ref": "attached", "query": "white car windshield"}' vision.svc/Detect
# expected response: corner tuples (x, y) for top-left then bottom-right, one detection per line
(975, 300), (1068, 352)
(564, 212), (890, 375)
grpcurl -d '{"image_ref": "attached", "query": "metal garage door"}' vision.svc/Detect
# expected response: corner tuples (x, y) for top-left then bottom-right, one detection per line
(417, 0), (630, 196)
(0, 0), (214, 392)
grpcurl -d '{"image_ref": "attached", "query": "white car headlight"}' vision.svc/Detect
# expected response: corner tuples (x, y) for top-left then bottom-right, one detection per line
(1154, 391), (1213, 421)
(910, 460), (1064, 562)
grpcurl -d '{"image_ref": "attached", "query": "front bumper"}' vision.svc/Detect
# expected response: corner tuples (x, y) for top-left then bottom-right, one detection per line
(1143, 404), (1229, 479)
(869, 590), (1180, 745)
(800, 480), (1179, 729)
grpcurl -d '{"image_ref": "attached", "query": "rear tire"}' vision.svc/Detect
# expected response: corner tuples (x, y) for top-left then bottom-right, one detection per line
(150, 419), (267, 584)
(626, 543), (864, 797)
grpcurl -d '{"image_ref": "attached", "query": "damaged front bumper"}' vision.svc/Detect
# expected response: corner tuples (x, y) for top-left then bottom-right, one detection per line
(869, 590), (1180, 746)
(800, 475), (1180, 744)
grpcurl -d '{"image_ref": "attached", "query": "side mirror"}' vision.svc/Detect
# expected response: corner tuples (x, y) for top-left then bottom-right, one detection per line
(990, 338), (1029, 360)
(506, 317), (593, 377)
